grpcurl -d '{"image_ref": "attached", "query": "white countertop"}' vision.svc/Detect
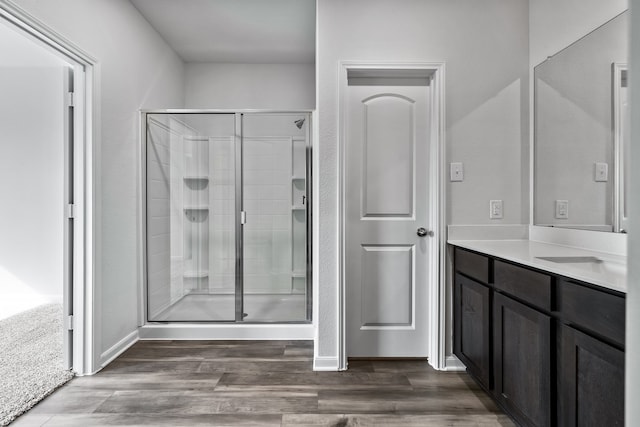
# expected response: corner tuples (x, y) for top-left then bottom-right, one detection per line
(448, 239), (627, 294)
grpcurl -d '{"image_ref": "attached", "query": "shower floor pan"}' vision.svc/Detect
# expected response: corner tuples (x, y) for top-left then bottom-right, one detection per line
(152, 293), (306, 323)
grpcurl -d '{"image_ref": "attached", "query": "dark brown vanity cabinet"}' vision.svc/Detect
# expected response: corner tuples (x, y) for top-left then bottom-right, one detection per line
(558, 325), (624, 427)
(452, 247), (626, 427)
(454, 273), (491, 388)
(557, 280), (625, 427)
(453, 249), (491, 389)
(494, 292), (551, 427)
(493, 261), (553, 426)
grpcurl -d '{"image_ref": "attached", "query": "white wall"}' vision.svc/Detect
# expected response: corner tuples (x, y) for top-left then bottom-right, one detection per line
(529, 0), (628, 68)
(316, 0), (529, 366)
(627, 1), (640, 424)
(11, 0), (185, 369)
(185, 63), (315, 109)
(0, 21), (68, 319)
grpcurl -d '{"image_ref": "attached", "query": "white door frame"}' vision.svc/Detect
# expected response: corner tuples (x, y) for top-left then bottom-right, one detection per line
(0, 1), (97, 375)
(338, 61), (446, 370)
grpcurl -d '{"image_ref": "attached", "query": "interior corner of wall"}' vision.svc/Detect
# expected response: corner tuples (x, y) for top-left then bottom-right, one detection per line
(98, 328), (139, 372)
(313, 355), (340, 371)
(443, 354), (466, 372)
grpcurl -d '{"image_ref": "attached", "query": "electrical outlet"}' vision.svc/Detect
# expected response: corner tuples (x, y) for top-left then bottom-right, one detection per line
(595, 162), (608, 182)
(490, 200), (503, 219)
(555, 200), (569, 219)
(450, 162), (464, 182)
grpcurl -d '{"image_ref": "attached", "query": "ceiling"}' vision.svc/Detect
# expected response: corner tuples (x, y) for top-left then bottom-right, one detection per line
(130, 0), (316, 64)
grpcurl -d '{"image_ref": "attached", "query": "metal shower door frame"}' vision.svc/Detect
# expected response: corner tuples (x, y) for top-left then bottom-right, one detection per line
(234, 113), (244, 322)
(141, 109), (313, 324)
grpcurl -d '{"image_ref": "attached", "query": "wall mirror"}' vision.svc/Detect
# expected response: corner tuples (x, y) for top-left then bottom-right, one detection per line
(534, 11), (629, 232)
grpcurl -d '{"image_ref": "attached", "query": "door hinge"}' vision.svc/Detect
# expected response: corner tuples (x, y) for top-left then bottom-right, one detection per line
(67, 204), (75, 219)
(240, 211), (247, 225)
(66, 92), (75, 108)
(67, 315), (74, 330)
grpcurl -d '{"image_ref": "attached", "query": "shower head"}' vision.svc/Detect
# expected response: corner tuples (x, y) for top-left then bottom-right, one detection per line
(294, 118), (305, 129)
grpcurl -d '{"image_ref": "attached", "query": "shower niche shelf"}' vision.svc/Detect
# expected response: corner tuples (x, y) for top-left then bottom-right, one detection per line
(292, 271), (306, 294)
(183, 271), (209, 293)
(184, 207), (209, 222)
(184, 176), (209, 191)
(184, 176), (209, 182)
(183, 271), (209, 279)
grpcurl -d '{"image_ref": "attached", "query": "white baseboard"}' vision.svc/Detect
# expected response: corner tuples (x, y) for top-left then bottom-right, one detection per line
(138, 323), (315, 340)
(98, 329), (139, 372)
(313, 356), (339, 371)
(443, 355), (466, 371)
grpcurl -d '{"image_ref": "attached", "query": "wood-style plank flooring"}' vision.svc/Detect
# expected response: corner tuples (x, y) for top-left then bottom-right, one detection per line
(13, 340), (514, 426)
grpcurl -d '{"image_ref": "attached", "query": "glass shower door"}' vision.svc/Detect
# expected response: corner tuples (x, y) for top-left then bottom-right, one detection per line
(241, 113), (309, 322)
(146, 113), (237, 321)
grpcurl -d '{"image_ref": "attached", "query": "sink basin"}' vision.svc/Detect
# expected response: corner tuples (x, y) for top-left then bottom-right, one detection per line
(536, 256), (601, 264)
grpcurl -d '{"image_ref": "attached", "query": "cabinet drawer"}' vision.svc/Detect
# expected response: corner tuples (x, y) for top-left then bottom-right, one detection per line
(559, 280), (625, 348)
(494, 260), (552, 311)
(455, 248), (489, 284)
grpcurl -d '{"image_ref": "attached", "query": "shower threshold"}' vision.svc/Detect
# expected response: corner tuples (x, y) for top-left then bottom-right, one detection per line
(151, 293), (307, 323)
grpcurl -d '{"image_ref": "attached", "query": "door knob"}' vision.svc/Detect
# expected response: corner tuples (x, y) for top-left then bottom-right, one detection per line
(417, 227), (432, 237)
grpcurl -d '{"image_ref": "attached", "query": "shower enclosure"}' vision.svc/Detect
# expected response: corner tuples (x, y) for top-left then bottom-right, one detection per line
(143, 111), (311, 324)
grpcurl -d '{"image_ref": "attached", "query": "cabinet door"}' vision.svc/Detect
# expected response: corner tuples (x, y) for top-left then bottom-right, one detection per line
(494, 293), (551, 427)
(559, 325), (624, 427)
(454, 274), (491, 388)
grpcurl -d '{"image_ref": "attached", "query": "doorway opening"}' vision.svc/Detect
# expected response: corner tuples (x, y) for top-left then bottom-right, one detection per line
(0, 2), (95, 376)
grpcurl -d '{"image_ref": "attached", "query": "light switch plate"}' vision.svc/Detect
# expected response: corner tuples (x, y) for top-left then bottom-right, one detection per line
(490, 200), (503, 219)
(595, 162), (608, 182)
(555, 200), (569, 219)
(450, 162), (464, 182)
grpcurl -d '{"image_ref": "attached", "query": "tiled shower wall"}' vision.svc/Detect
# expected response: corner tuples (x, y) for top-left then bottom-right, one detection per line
(147, 116), (186, 318)
(207, 136), (236, 293)
(243, 137), (293, 294)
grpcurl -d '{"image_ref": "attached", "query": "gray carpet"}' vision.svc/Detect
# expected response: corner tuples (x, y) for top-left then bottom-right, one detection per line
(0, 304), (74, 426)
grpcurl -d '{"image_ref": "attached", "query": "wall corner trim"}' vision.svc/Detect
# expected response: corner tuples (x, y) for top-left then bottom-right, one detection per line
(313, 356), (340, 371)
(443, 355), (466, 372)
(97, 329), (139, 374)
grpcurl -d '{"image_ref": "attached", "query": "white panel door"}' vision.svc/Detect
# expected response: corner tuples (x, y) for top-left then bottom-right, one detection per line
(346, 83), (431, 357)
